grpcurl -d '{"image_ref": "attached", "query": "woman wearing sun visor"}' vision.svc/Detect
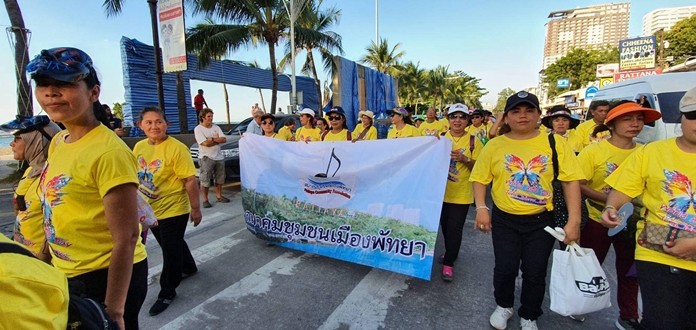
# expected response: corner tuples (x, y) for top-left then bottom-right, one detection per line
(0, 115), (61, 256)
(26, 47), (148, 330)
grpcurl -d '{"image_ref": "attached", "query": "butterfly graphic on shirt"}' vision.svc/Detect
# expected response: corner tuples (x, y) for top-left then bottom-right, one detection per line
(601, 162), (619, 194)
(138, 157), (163, 192)
(504, 154), (549, 188)
(39, 168), (72, 254)
(662, 169), (696, 215)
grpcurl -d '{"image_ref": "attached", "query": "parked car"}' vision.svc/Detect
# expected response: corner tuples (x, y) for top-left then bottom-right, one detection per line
(190, 114), (300, 182)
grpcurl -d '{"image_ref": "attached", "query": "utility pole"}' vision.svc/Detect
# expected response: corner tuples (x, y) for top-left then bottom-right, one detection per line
(148, 0), (166, 113)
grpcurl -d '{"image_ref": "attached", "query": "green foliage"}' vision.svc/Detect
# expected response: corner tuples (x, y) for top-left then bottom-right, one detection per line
(542, 46), (618, 98)
(112, 102), (124, 120)
(359, 38), (405, 76)
(494, 88), (516, 112)
(663, 14), (696, 64)
(398, 63), (486, 111)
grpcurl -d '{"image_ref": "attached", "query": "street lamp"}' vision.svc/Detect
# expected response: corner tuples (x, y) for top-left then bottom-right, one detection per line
(283, 0), (310, 110)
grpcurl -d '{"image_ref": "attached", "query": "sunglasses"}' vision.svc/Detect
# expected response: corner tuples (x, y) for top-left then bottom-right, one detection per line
(448, 114), (467, 119)
(261, 121), (274, 125)
(328, 116), (343, 121)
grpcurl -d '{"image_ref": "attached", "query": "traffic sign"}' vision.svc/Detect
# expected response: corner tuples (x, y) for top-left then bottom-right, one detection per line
(585, 86), (599, 99)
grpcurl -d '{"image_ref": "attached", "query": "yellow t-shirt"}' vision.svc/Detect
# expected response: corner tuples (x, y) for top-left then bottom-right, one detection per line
(295, 126), (321, 142)
(470, 133), (584, 215)
(387, 124), (422, 139)
(351, 125), (377, 140)
(133, 137), (197, 220)
(576, 120), (611, 148)
(277, 126), (294, 141)
(557, 130), (584, 154)
(467, 123), (491, 145)
(322, 128), (351, 141)
(577, 139), (640, 221)
(444, 132), (483, 204)
(605, 138), (696, 272)
(13, 167), (44, 255)
(439, 118), (450, 131)
(40, 125), (147, 277)
(0, 235), (69, 329)
(419, 120), (444, 136)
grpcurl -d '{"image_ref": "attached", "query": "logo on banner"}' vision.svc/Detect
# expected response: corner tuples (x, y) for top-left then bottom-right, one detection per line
(304, 148), (356, 208)
(575, 276), (610, 297)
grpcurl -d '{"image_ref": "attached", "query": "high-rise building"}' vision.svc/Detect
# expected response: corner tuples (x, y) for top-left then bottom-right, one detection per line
(643, 5), (696, 36)
(543, 3), (630, 69)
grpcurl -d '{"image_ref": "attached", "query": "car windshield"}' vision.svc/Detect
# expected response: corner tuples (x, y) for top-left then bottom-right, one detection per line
(227, 117), (253, 135)
(657, 92), (686, 124)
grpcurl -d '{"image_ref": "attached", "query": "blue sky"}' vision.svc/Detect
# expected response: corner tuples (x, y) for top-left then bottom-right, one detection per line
(0, 0), (691, 125)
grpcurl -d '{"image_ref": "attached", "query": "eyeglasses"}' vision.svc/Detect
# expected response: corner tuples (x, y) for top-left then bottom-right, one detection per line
(448, 114), (467, 119)
(13, 136), (22, 142)
(261, 121), (274, 125)
(684, 112), (696, 120)
(328, 116), (342, 121)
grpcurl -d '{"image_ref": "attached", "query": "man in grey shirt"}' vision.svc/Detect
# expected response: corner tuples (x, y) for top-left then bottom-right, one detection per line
(247, 108), (264, 135)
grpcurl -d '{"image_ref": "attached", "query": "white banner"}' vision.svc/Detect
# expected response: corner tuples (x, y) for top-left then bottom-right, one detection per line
(158, 0), (187, 72)
(239, 135), (452, 280)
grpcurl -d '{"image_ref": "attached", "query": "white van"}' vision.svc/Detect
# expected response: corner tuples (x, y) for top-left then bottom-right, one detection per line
(588, 72), (696, 143)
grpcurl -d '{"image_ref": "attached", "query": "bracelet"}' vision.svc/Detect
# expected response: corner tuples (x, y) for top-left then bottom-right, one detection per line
(603, 205), (616, 212)
(476, 206), (490, 211)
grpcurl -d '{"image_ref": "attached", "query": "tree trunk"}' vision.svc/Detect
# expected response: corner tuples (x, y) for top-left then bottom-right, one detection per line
(5, 0), (32, 116)
(176, 72), (188, 133)
(306, 48), (322, 111)
(257, 89), (267, 113)
(268, 42), (278, 115)
(223, 83), (230, 124)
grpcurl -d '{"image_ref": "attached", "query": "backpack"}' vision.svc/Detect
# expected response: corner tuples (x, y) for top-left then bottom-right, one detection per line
(0, 242), (118, 330)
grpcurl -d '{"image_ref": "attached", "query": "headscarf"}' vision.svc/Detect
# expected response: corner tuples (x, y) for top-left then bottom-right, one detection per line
(19, 122), (61, 178)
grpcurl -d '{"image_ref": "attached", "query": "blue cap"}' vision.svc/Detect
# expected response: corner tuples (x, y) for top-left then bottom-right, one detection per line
(326, 106), (345, 116)
(27, 47), (93, 82)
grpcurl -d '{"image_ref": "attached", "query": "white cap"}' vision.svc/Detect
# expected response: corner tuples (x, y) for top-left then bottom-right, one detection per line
(680, 86), (696, 113)
(298, 108), (315, 116)
(449, 103), (468, 114)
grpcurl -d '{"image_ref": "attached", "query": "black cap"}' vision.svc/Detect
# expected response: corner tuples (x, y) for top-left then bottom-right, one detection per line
(504, 91), (540, 113)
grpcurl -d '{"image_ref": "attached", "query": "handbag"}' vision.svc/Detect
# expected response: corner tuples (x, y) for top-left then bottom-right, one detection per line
(637, 221), (696, 261)
(549, 242), (612, 316)
(548, 134), (588, 229)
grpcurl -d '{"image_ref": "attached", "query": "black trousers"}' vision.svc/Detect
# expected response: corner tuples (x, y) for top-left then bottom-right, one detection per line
(637, 261), (696, 330)
(439, 202), (471, 266)
(491, 206), (555, 321)
(68, 259), (148, 330)
(151, 213), (197, 299)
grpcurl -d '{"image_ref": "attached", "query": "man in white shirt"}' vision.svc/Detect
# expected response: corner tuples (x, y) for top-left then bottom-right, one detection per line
(194, 109), (230, 208)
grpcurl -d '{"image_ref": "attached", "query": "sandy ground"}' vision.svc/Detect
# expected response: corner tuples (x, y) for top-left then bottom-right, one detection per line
(0, 147), (18, 179)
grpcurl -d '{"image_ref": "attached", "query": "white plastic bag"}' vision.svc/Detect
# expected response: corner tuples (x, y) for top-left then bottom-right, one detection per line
(549, 242), (612, 316)
(137, 192), (158, 229)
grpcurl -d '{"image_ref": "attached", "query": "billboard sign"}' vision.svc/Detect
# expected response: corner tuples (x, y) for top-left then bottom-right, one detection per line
(613, 69), (663, 83)
(158, 0), (187, 72)
(599, 77), (614, 88)
(596, 63), (619, 77)
(557, 79), (570, 88)
(619, 36), (656, 71)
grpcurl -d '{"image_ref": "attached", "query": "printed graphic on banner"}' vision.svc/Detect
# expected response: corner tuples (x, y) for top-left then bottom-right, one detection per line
(239, 134), (451, 280)
(158, 0), (187, 72)
(619, 36), (656, 71)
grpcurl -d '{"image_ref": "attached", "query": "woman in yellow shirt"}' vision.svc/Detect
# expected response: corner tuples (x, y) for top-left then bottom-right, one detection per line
(295, 108), (320, 142)
(134, 107), (202, 316)
(322, 106), (352, 141)
(387, 107), (421, 139)
(602, 87), (696, 329)
(28, 47), (147, 329)
(540, 105), (583, 154)
(577, 101), (661, 328)
(352, 110), (377, 141)
(1, 116), (61, 256)
(470, 91), (583, 330)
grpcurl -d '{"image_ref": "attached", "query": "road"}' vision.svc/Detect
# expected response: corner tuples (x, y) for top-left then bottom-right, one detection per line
(133, 185), (622, 330)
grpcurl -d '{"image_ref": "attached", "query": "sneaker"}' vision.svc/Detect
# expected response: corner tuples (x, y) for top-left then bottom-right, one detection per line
(442, 265), (453, 282)
(149, 295), (176, 316)
(520, 318), (538, 330)
(202, 200), (212, 208)
(217, 196), (231, 203)
(615, 318), (641, 330)
(489, 305), (514, 329)
(568, 314), (586, 322)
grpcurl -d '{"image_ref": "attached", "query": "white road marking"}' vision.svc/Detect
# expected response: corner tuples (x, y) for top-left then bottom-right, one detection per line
(318, 268), (409, 330)
(160, 252), (308, 329)
(147, 227), (246, 285)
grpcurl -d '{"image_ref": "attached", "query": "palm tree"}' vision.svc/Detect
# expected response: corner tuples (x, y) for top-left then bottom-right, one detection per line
(444, 71), (486, 109)
(359, 38), (404, 77)
(246, 60), (269, 113)
(425, 65), (449, 110)
(188, 0), (290, 114)
(5, 0), (32, 116)
(398, 61), (426, 112)
(278, 0), (343, 109)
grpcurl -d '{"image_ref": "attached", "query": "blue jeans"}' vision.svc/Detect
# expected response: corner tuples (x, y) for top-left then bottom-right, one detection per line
(491, 206), (555, 321)
(636, 260), (696, 329)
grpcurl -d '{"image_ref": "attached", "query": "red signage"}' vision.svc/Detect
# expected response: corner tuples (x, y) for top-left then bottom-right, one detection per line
(613, 69), (662, 83)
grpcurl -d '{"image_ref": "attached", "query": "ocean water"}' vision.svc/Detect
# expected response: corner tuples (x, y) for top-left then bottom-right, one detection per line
(0, 134), (12, 148)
